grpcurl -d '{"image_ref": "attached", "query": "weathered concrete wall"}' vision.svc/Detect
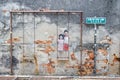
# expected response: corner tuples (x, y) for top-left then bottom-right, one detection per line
(0, 0), (120, 76)
(0, 0), (120, 32)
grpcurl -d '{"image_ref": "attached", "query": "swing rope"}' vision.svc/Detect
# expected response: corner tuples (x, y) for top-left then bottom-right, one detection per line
(33, 13), (39, 74)
(67, 12), (70, 60)
(23, 13), (25, 56)
(56, 12), (59, 59)
(33, 13), (36, 55)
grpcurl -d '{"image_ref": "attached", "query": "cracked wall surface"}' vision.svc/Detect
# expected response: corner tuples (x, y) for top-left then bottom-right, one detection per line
(0, 0), (120, 76)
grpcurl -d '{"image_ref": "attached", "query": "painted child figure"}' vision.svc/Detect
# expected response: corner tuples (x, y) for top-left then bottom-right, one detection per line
(58, 34), (64, 52)
(63, 30), (69, 51)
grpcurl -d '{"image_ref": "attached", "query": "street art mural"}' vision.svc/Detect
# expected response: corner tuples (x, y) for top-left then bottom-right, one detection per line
(0, 2), (120, 76)
(0, 12), (120, 76)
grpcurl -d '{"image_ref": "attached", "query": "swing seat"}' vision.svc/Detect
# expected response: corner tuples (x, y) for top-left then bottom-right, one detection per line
(57, 57), (69, 61)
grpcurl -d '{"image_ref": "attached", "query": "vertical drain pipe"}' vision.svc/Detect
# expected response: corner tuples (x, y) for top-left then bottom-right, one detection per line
(80, 12), (83, 76)
(10, 12), (13, 75)
(93, 16), (97, 75)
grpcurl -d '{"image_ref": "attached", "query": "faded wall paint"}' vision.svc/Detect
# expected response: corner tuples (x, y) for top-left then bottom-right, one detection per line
(0, 0), (120, 76)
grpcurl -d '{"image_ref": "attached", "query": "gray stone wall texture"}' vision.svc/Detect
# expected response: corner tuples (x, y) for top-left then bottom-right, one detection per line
(0, 0), (120, 32)
(0, 0), (120, 76)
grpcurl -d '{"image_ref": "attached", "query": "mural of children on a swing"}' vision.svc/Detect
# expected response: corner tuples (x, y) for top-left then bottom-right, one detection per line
(58, 34), (64, 53)
(58, 30), (69, 53)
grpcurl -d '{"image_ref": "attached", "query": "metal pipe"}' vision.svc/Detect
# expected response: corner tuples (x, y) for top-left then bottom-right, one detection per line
(10, 12), (13, 75)
(93, 20), (97, 75)
(80, 12), (83, 76)
(10, 10), (83, 14)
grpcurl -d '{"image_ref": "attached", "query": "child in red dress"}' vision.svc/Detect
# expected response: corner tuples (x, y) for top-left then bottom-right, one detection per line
(63, 30), (69, 51)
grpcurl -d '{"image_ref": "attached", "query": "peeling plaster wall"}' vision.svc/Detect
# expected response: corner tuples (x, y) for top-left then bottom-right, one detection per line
(0, 0), (120, 76)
